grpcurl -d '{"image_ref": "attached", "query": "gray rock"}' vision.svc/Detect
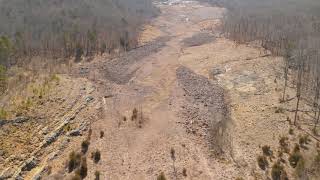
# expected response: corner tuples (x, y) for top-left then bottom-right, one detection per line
(13, 117), (29, 124)
(43, 131), (60, 147)
(67, 129), (81, 136)
(210, 67), (226, 78)
(21, 156), (38, 171)
(85, 96), (94, 103)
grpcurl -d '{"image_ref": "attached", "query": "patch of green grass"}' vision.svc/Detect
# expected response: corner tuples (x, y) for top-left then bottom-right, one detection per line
(0, 107), (8, 119)
(50, 74), (60, 83)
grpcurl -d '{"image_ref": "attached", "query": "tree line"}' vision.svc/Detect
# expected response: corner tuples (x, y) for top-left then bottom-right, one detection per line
(0, 0), (157, 66)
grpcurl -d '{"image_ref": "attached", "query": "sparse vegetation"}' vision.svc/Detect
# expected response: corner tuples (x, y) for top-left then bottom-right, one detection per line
(275, 107), (284, 114)
(100, 131), (104, 139)
(257, 155), (269, 170)
(262, 145), (273, 156)
(182, 168), (187, 177)
(68, 151), (81, 173)
(279, 136), (289, 153)
(0, 107), (8, 119)
(271, 162), (288, 180)
(289, 151), (303, 168)
(131, 108), (138, 121)
(157, 172), (166, 180)
(81, 139), (90, 154)
(95, 171), (100, 180)
(289, 128), (294, 135)
(299, 135), (310, 147)
(293, 144), (300, 153)
(295, 156), (306, 178)
(75, 156), (88, 179)
(71, 174), (81, 180)
(314, 151), (320, 169)
(92, 149), (101, 164)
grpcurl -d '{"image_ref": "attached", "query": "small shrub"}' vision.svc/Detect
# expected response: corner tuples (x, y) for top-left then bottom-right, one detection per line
(123, 116), (127, 121)
(88, 129), (92, 140)
(47, 166), (52, 175)
(182, 168), (187, 177)
(289, 128), (294, 135)
(286, 117), (291, 124)
(299, 135), (310, 147)
(262, 145), (273, 156)
(92, 149), (101, 163)
(157, 172), (166, 180)
(50, 74), (60, 83)
(170, 148), (176, 161)
(0, 108), (8, 119)
(81, 139), (90, 154)
(279, 136), (289, 153)
(295, 156), (306, 178)
(71, 174), (81, 180)
(314, 151), (320, 169)
(95, 170), (100, 180)
(275, 107), (284, 113)
(68, 151), (81, 173)
(289, 151), (302, 168)
(257, 155), (269, 170)
(131, 108), (138, 121)
(75, 156), (87, 179)
(271, 162), (287, 180)
(293, 144), (300, 153)
(100, 131), (104, 138)
(235, 178), (244, 180)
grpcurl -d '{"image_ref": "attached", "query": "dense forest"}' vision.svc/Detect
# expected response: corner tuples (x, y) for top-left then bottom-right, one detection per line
(0, 0), (157, 66)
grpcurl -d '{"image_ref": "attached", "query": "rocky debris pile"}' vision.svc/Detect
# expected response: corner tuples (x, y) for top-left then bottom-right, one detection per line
(182, 32), (215, 47)
(209, 66), (226, 79)
(176, 66), (230, 154)
(0, 117), (29, 126)
(102, 36), (170, 84)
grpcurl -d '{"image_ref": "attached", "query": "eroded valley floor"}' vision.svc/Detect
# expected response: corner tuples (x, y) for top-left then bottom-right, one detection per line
(2, 1), (313, 180)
